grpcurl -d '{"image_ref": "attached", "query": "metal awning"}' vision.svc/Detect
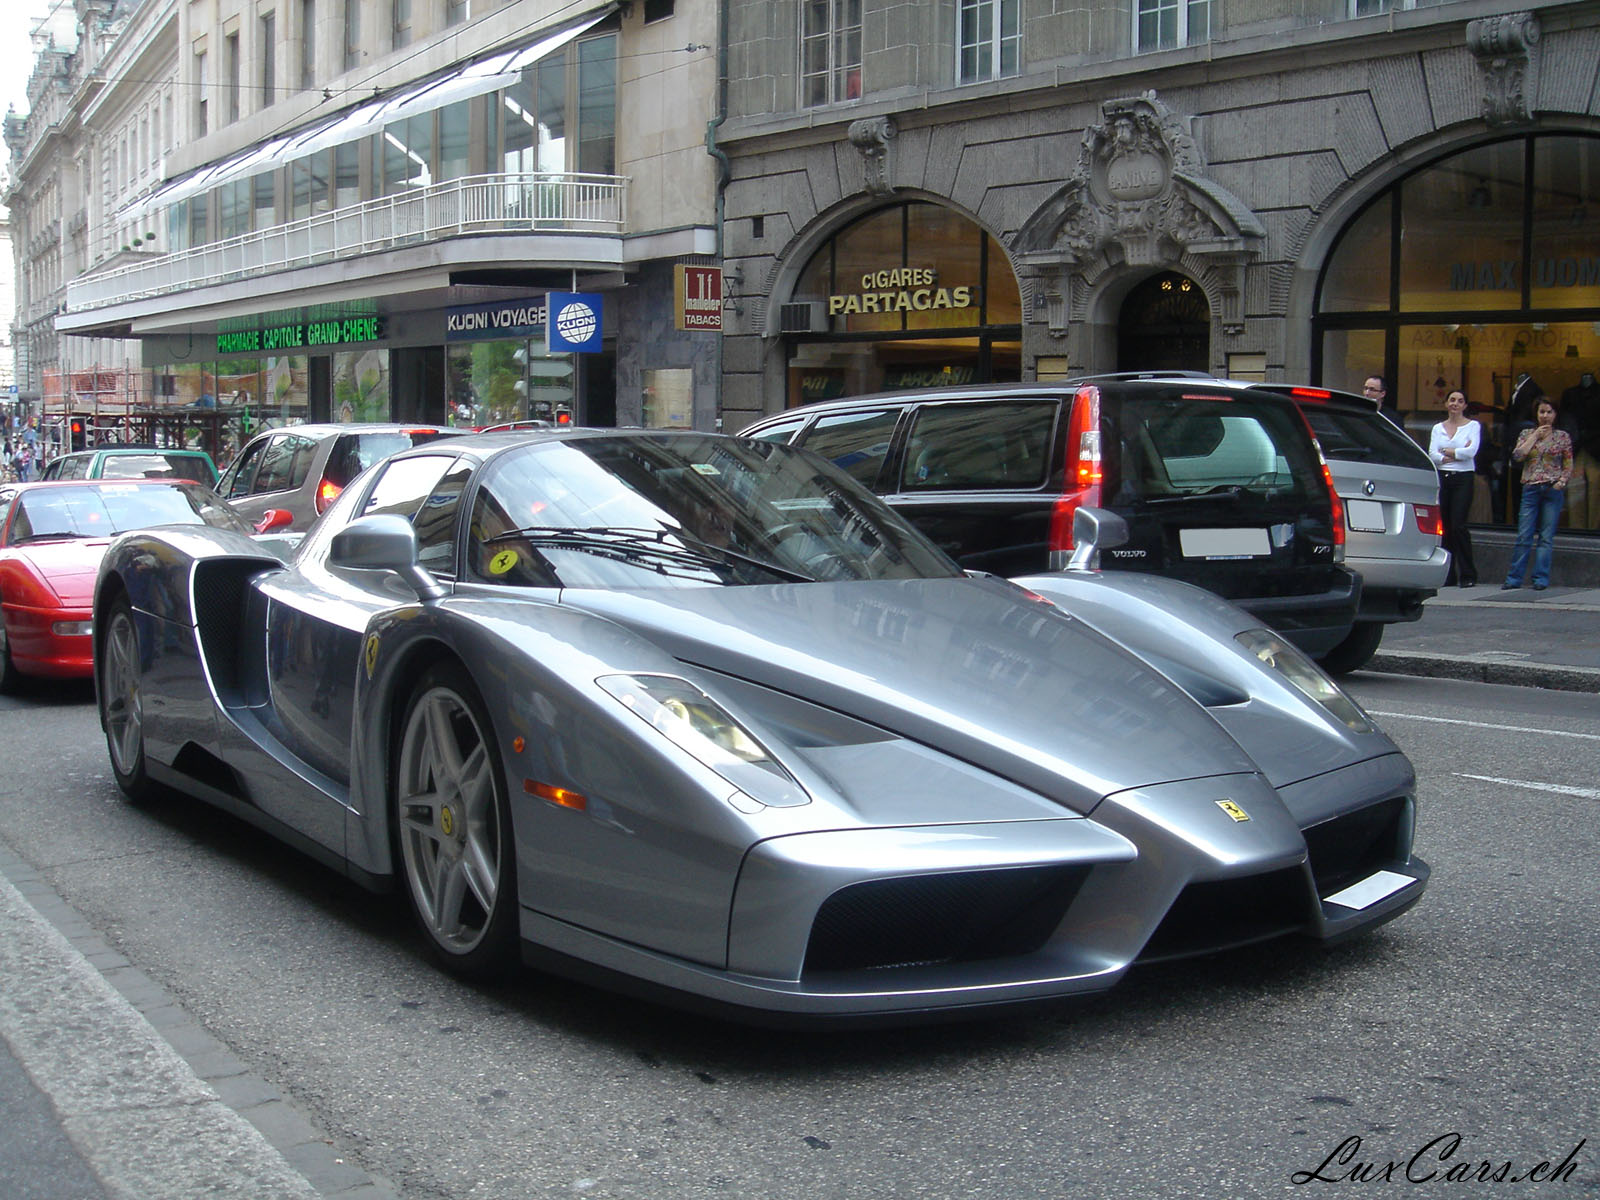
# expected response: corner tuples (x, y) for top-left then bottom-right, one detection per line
(116, 6), (613, 224)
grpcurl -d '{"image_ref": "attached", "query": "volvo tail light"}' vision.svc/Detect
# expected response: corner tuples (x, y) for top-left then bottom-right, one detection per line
(1413, 503), (1444, 538)
(1294, 406), (1345, 553)
(315, 478), (343, 513)
(1048, 386), (1103, 555)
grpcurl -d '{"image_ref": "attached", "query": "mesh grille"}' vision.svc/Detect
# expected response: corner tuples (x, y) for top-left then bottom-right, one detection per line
(803, 865), (1087, 975)
(1303, 796), (1407, 896)
(191, 562), (259, 694)
(1138, 867), (1314, 962)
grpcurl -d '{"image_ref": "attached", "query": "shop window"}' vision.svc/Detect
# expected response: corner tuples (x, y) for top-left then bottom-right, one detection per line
(1529, 136), (1600, 311)
(334, 142), (361, 208)
(959, 0), (1020, 83)
(383, 114), (434, 193)
(800, 0), (862, 108)
(1399, 141), (1524, 313)
(439, 100), (471, 182)
(334, 349), (391, 422)
(1135, 0), (1210, 52)
(218, 177), (251, 240)
(1320, 195), (1391, 313)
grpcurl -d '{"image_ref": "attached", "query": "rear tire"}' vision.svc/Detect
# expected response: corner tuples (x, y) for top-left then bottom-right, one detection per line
(393, 662), (519, 980)
(99, 597), (158, 804)
(1318, 620), (1385, 676)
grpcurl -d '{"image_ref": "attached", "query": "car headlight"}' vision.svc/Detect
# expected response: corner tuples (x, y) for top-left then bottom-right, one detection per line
(1234, 629), (1372, 732)
(598, 674), (809, 808)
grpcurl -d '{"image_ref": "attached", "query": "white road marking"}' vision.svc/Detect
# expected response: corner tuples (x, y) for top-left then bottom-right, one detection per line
(1367, 710), (1600, 741)
(1457, 774), (1600, 801)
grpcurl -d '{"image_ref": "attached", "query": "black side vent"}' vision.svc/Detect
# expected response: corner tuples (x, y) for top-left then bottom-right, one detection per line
(192, 560), (272, 697)
(803, 865), (1087, 975)
(1138, 867), (1314, 962)
(1303, 796), (1407, 896)
(171, 742), (250, 802)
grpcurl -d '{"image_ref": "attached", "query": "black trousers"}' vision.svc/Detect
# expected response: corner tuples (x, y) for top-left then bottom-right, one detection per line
(1439, 470), (1477, 585)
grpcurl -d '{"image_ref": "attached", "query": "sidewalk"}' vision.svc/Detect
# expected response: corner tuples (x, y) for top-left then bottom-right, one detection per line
(1369, 582), (1600, 692)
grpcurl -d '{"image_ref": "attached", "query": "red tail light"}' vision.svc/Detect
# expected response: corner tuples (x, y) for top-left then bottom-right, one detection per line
(315, 478), (343, 513)
(1413, 503), (1444, 537)
(1288, 386), (1332, 401)
(1049, 386), (1104, 553)
(1321, 461), (1345, 548)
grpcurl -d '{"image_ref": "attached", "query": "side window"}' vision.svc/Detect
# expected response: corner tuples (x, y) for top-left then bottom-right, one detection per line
(743, 416), (807, 444)
(361, 455), (455, 519)
(254, 435), (317, 494)
(61, 458), (90, 480)
(798, 410), (898, 488)
(221, 438), (269, 497)
(415, 460), (473, 576)
(899, 401), (1055, 491)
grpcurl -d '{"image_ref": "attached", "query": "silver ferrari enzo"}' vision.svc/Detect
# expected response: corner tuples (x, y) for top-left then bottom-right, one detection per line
(93, 429), (1427, 1023)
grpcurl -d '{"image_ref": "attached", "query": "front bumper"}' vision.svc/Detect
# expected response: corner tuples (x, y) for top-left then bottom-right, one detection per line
(518, 760), (1428, 1023)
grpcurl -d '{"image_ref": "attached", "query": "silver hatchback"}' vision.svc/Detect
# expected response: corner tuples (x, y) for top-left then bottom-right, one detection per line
(1259, 385), (1449, 673)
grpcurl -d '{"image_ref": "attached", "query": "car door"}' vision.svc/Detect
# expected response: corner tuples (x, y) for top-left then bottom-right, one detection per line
(250, 454), (461, 845)
(224, 432), (319, 528)
(883, 399), (1061, 575)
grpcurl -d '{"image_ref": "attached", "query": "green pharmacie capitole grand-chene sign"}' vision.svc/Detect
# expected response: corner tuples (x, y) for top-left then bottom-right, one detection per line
(217, 316), (384, 355)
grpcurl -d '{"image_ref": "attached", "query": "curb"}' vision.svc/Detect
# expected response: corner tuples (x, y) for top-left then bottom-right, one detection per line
(0, 845), (403, 1200)
(1369, 648), (1600, 694)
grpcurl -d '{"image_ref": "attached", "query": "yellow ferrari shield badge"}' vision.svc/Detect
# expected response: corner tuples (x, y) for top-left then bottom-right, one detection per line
(489, 548), (519, 575)
(364, 633), (380, 679)
(1215, 799), (1250, 822)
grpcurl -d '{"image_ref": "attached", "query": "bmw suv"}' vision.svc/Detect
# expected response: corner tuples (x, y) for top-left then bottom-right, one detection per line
(740, 376), (1360, 658)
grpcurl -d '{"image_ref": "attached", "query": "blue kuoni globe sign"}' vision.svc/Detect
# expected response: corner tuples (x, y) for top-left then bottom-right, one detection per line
(547, 292), (604, 353)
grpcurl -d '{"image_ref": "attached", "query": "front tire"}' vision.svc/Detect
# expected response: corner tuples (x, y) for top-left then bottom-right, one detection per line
(1318, 620), (1385, 676)
(99, 597), (157, 804)
(0, 610), (22, 694)
(394, 662), (518, 979)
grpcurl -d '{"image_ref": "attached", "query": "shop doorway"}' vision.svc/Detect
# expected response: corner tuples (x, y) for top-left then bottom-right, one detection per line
(1117, 272), (1210, 372)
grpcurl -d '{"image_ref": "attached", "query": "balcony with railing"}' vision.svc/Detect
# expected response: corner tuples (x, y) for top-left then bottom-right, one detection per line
(66, 171), (629, 315)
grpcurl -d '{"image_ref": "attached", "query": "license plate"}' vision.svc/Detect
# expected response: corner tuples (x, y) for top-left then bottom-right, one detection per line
(1179, 527), (1271, 559)
(1324, 869), (1414, 910)
(1345, 498), (1386, 533)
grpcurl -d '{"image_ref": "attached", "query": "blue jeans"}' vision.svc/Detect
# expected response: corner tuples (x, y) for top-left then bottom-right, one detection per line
(1504, 483), (1564, 587)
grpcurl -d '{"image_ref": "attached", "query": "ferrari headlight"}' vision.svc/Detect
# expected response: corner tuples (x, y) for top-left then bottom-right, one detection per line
(1234, 629), (1372, 732)
(598, 674), (809, 808)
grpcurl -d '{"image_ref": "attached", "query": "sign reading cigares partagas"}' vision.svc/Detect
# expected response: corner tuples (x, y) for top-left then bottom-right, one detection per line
(828, 267), (977, 319)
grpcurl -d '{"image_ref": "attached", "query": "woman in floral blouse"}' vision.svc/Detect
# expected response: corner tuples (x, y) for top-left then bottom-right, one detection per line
(1502, 398), (1575, 590)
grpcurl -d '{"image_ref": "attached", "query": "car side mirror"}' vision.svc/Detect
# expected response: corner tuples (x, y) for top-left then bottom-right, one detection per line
(1066, 506), (1129, 572)
(254, 508), (294, 533)
(328, 514), (448, 601)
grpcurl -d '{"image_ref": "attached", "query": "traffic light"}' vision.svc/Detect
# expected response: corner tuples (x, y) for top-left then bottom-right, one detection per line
(69, 418), (86, 451)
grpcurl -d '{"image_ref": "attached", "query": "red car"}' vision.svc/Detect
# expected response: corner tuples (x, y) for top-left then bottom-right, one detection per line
(0, 479), (252, 690)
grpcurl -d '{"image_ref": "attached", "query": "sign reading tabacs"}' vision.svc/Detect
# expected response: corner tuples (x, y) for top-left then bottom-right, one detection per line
(675, 265), (723, 332)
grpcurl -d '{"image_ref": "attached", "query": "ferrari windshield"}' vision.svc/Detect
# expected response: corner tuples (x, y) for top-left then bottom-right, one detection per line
(467, 433), (960, 588)
(5, 483), (251, 544)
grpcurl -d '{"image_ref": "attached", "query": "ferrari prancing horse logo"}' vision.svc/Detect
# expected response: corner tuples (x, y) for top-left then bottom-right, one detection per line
(1215, 799), (1250, 822)
(364, 633), (380, 679)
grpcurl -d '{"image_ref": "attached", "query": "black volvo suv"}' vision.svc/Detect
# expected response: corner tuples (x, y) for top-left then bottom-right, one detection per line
(741, 376), (1360, 658)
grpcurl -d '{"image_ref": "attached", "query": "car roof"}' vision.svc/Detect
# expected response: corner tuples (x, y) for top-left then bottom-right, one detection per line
(739, 374), (1325, 428)
(244, 422), (461, 438)
(6, 477), (205, 491)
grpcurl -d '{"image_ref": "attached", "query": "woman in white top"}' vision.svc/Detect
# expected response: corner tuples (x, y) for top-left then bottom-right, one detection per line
(1428, 389), (1480, 586)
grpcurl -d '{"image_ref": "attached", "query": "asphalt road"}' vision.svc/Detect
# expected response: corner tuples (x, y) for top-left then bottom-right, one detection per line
(1, 675), (1596, 1199)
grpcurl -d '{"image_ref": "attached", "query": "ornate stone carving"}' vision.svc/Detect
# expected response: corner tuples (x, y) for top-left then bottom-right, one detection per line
(1010, 93), (1264, 335)
(847, 116), (898, 197)
(1467, 13), (1541, 126)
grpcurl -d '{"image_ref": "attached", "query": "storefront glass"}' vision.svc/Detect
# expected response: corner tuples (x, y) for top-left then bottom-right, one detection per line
(784, 201), (1023, 406)
(446, 339), (575, 426)
(1316, 133), (1600, 531)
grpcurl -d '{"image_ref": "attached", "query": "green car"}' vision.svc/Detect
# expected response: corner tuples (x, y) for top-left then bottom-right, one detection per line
(40, 446), (219, 488)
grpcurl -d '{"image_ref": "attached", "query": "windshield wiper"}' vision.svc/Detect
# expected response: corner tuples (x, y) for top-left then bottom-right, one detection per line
(484, 525), (815, 583)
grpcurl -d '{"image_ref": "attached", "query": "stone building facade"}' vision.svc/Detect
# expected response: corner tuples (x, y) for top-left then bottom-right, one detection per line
(715, 0), (1600, 529)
